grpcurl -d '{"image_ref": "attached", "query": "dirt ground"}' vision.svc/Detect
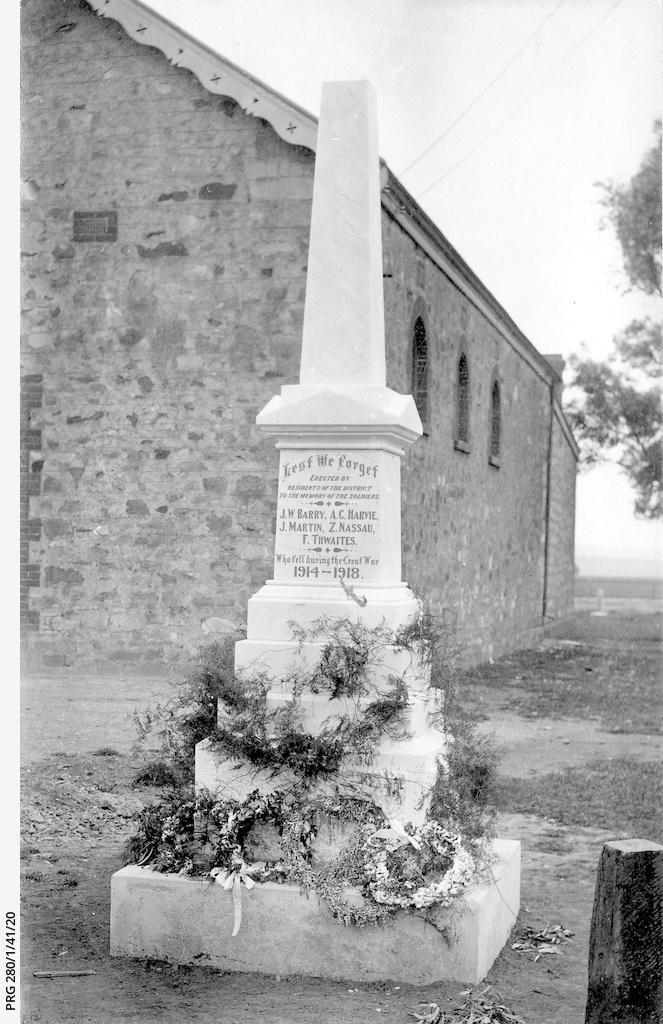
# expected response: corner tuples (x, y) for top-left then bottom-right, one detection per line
(20, 608), (663, 1024)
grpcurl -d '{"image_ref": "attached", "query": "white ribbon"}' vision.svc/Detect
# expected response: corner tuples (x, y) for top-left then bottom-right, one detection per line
(369, 819), (421, 851)
(210, 860), (265, 937)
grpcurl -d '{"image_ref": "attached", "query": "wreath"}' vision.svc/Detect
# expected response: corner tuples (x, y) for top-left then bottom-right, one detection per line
(361, 820), (475, 910)
(126, 613), (493, 932)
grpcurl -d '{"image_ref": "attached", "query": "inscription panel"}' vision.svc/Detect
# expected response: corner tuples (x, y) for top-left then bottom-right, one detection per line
(73, 211), (118, 243)
(274, 450), (381, 583)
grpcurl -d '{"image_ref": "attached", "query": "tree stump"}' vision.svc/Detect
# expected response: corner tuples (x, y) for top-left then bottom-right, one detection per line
(585, 839), (663, 1024)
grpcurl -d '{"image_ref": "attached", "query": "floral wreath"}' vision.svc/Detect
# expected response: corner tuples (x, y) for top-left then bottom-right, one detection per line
(361, 819), (475, 910)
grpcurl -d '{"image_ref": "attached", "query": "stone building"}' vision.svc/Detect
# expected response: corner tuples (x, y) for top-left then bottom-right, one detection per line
(20, 0), (578, 673)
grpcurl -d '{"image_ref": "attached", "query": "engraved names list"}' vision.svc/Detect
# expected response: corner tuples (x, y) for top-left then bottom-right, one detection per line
(273, 449), (381, 583)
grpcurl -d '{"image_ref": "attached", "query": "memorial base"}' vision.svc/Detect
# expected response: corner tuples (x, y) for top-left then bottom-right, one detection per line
(110, 840), (520, 985)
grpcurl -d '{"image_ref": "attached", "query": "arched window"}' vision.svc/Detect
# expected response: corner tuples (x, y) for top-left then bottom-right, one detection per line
(411, 316), (428, 430)
(455, 352), (470, 449)
(490, 379), (501, 465)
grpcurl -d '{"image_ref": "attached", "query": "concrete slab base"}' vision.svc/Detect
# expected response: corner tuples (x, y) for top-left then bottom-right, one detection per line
(110, 839), (520, 984)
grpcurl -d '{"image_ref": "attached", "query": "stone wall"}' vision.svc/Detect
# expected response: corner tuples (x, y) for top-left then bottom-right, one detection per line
(21, 0), (576, 672)
(21, 0), (313, 670)
(382, 212), (555, 662)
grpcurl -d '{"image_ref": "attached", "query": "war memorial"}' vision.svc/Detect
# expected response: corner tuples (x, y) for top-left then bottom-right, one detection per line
(110, 80), (520, 984)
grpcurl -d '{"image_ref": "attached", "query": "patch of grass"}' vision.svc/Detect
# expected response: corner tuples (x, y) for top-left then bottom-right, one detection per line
(529, 834), (573, 855)
(551, 611), (662, 643)
(459, 633), (662, 734)
(23, 870), (44, 882)
(131, 758), (182, 789)
(56, 870), (78, 886)
(497, 758), (663, 843)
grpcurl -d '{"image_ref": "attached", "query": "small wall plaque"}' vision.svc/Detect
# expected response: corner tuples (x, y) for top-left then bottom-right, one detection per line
(73, 211), (118, 242)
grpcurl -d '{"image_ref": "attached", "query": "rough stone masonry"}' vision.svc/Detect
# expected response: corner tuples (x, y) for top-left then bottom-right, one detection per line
(20, 0), (577, 673)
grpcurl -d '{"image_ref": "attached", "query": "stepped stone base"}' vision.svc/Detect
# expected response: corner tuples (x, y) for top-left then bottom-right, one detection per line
(195, 732), (446, 827)
(110, 839), (520, 985)
(243, 581), (421, 639)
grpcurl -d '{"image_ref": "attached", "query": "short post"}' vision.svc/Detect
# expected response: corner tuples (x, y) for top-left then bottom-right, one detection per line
(585, 839), (663, 1023)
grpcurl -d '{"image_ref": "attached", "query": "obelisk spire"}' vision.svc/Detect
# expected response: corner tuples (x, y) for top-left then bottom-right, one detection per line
(299, 80), (386, 387)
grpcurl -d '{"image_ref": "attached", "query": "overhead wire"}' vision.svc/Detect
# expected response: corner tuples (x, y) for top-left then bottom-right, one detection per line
(416, 0), (624, 200)
(398, 0), (568, 178)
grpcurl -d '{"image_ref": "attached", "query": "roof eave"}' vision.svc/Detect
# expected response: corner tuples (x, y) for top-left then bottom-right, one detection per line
(88, 0), (578, 452)
(87, 0), (318, 150)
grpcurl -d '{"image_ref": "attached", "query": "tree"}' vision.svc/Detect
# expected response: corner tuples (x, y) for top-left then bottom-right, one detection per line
(598, 120), (661, 297)
(567, 122), (662, 519)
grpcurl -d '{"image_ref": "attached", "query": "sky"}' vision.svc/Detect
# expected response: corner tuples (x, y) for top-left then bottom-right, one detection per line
(140, 0), (660, 358)
(138, 0), (662, 567)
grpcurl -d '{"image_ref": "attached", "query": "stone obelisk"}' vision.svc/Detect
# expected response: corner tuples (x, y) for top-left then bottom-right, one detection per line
(240, 80), (422, 648)
(197, 80), (443, 819)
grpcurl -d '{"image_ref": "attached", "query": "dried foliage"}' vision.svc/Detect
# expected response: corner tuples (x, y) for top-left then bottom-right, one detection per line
(511, 923), (574, 961)
(127, 611), (500, 925)
(132, 633), (239, 785)
(428, 626), (500, 851)
(408, 987), (528, 1024)
(454, 987), (527, 1023)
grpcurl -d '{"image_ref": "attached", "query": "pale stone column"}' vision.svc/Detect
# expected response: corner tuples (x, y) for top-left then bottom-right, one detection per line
(243, 80), (422, 640)
(300, 80), (386, 386)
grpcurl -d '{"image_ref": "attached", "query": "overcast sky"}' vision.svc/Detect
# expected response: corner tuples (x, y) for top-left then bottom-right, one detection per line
(111, 0), (663, 561)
